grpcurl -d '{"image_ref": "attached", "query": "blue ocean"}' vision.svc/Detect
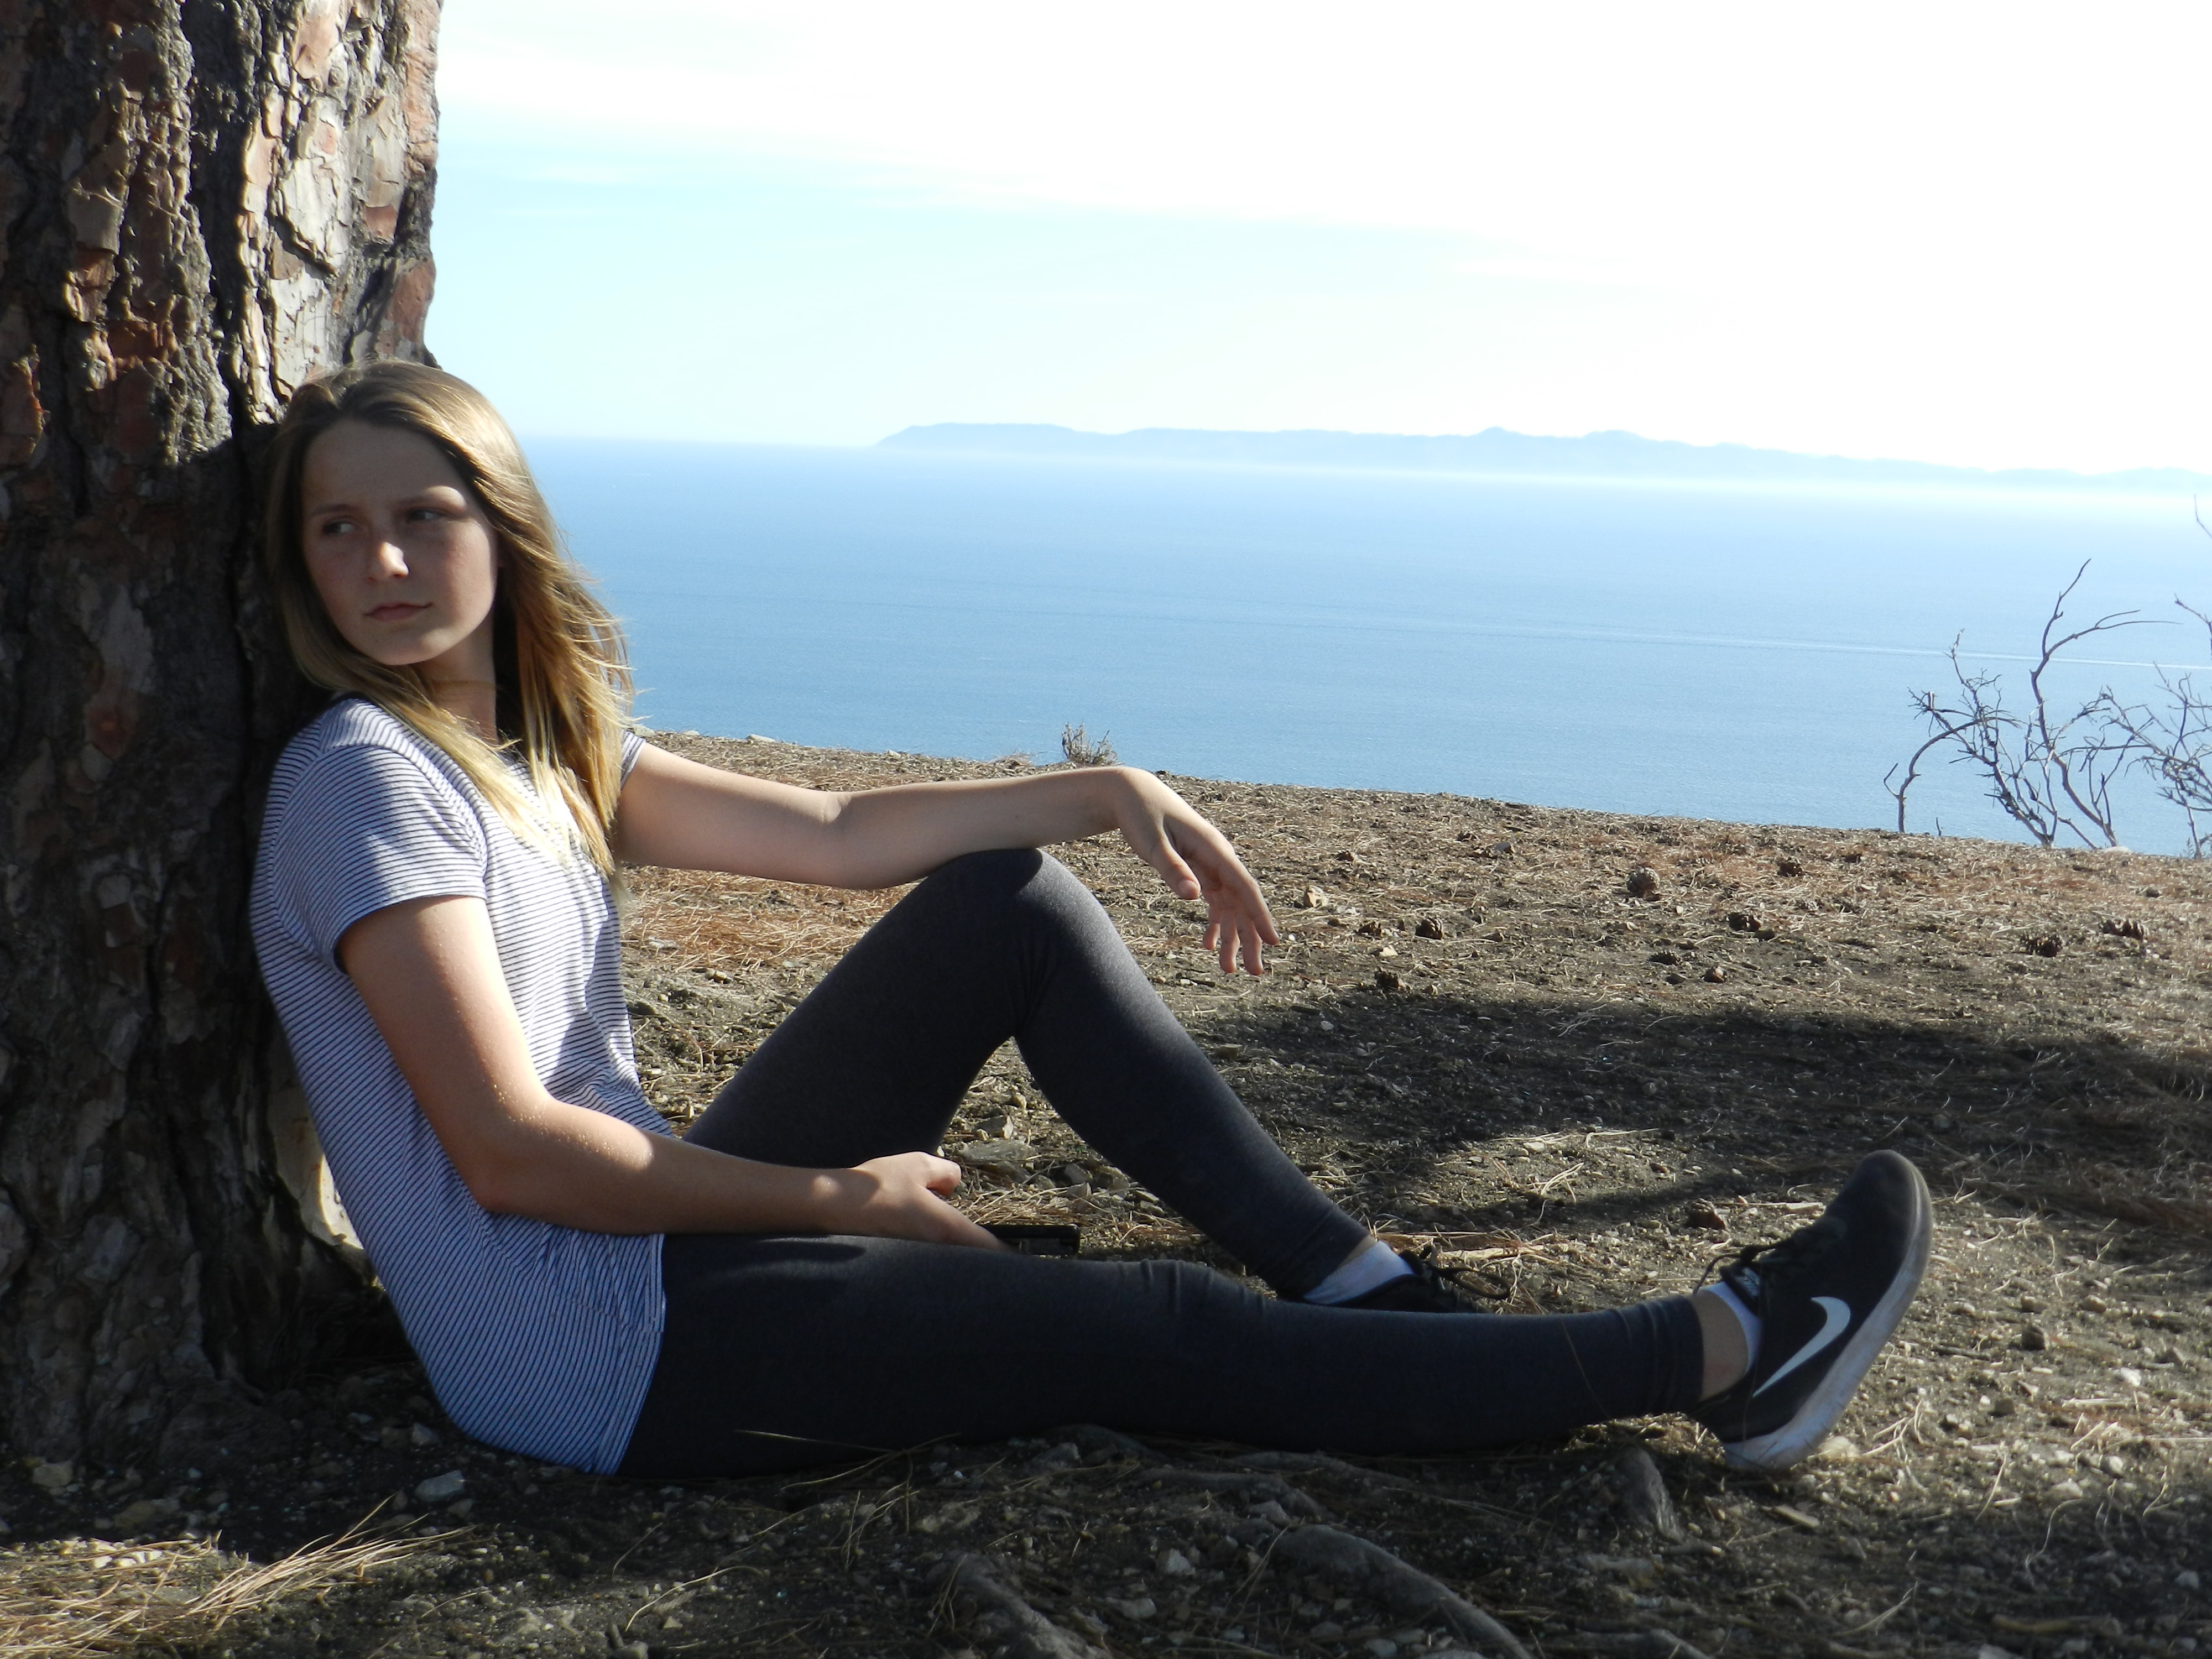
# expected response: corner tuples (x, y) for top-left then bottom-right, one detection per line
(526, 440), (2212, 853)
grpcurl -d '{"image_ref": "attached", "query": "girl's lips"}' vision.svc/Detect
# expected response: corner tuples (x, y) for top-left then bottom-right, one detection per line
(367, 602), (430, 622)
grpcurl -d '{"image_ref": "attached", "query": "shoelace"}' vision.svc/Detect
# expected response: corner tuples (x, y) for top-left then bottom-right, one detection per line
(1398, 1244), (1510, 1303)
(1703, 1215), (1846, 1307)
(1400, 1246), (1462, 1296)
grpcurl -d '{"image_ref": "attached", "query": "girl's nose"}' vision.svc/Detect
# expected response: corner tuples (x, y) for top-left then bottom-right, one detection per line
(368, 536), (409, 577)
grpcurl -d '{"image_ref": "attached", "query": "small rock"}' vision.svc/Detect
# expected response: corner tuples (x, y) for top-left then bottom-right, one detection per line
(446, 1499), (474, 1520)
(2017, 1295), (2044, 1313)
(409, 1422), (440, 1447)
(1771, 1504), (1821, 1532)
(1388, 1631), (1426, 1647)
(1375, 968), (1404, 992)
(1684, 1201), (1729, 1232)
(1300, 886), (1331, 910)
(2051, 1477), (2087, 1499)
(954, 1138), (1035, 1182)
(2117, 1366), (2145, 1389)
(916, 1501), (979, 1534)
(2023, 934), (2063, 957)
(1159, 1547), (1196, 1577)
(1335, 849), (1362, 864)
(2178, 1569), (2202, 1590)
(1415, 917), (1444, 939)
(413, 1470), (466, 1505)
(1625, 867), (1661, 899)
(28, 1461), (72, 1493)
(1815, 1435), (1861, 1463)
(1777, 858), (1805, 877)
(614, 1645), (650, 1659)
(1247, 1499), (1292, 1526)
(1977, 1647), (2026, 1659)
(2020, 1324), (2049, 1352)
(2103, 1454), (2128, 1476)
(112, 1496), (179, 1531)
(1364, 1641), (1399, 1659)
(1311, 1622), (1345, 1641)
(1611, 1447), (1684, 1541)
(1375, 945), (1399, 959)
(1109, 1595), (1159, 1621)
(1703, 964), (1729, 983)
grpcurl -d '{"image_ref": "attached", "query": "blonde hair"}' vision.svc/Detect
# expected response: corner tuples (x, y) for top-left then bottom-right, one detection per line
(262, 361), (632, 873)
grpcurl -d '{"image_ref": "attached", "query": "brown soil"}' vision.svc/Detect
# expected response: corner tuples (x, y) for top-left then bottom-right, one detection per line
(8, 734), (2212, 1658)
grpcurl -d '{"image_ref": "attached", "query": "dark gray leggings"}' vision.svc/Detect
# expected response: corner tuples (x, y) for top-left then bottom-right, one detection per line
(617, 849), (1703, 1478)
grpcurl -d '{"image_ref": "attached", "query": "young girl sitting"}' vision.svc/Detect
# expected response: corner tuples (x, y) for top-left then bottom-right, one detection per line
(250, 361), (1931, 1482)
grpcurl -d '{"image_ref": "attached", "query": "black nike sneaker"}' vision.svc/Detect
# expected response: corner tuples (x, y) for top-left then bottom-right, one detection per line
(1335, 1246), (1479, 1313)
(1689, 1150), (1932, 1472)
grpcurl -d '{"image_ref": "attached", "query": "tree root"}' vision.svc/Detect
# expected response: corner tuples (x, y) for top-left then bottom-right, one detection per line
(937, 1553), (1108, 1659)
(1272, 1524), (1533, 1659)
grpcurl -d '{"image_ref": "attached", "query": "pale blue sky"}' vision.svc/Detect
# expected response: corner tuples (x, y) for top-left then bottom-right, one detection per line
(431, 2), (2212, 473)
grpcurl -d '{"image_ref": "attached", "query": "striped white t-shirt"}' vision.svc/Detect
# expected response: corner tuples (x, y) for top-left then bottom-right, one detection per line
(251, 698), (666, 1474)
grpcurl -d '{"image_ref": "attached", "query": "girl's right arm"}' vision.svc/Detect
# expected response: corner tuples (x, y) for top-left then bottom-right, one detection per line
(338, 893), (1003, 1247)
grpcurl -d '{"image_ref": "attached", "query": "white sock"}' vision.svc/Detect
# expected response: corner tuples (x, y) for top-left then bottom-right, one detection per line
(1709, 1279), (1764, 1363)
(1303, 1235), (1412, 1305)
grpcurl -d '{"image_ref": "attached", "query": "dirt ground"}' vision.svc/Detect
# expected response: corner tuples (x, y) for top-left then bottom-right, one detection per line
(8, 732), (2212, 1658)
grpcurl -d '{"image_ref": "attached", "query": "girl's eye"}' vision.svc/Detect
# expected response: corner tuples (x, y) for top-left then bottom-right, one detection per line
(317, 516), (356, 536)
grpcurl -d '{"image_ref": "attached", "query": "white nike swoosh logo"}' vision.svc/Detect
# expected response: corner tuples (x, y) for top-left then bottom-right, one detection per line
(1752, 1296), (1853, 1396)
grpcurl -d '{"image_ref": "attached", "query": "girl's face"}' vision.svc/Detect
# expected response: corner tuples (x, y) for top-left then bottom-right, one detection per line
(300, 420), (502, 684)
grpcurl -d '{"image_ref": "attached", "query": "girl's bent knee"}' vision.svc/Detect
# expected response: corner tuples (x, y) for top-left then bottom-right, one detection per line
(922, 848), (1091, 914)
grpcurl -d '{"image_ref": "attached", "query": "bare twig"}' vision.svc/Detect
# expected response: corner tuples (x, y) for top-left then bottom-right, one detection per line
(1892, 563), (2155, 847)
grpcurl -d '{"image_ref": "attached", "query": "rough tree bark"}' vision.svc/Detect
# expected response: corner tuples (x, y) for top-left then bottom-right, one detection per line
(0, 0), (440, 1474)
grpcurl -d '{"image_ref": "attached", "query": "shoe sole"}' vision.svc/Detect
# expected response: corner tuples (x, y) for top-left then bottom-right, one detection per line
(1722, 1153), (1933, 1473)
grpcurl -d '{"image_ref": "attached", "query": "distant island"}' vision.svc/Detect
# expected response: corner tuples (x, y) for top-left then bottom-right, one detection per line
(878, 422), (2212, 494)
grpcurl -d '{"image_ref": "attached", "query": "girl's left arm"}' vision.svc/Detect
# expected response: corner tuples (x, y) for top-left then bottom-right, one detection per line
(613, 747), (1279, 973)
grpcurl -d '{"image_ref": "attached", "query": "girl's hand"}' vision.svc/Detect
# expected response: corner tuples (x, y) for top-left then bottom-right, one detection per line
(827, 1151), (1006, 1250)
(1112, 770), (1281, 975)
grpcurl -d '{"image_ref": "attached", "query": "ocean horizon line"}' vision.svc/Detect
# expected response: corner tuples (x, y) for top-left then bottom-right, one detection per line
(874, 421), (2212, 497)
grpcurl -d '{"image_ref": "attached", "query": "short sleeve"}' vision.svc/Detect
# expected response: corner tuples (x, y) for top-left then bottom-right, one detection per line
(270, 740), (489, 964)
(620, 729), (644, 779)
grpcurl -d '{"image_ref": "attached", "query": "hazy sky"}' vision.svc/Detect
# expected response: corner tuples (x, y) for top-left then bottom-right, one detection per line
(431, 2), (2212, 472)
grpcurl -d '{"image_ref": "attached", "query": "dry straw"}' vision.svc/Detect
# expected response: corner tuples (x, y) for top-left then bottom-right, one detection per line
(0, 1523), (439, 1657)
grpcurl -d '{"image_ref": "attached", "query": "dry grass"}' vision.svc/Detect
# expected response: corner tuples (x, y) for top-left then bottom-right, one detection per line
(624, 867), (907, 974)
(0, 1525), (439, 1658)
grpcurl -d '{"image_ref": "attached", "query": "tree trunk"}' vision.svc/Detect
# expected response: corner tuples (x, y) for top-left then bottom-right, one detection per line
(0, 0), (440, 1475)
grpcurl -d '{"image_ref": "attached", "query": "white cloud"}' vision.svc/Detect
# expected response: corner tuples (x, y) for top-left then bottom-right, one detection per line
(442, 2), (2211, 279)
(432, 1), (2212, 467)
